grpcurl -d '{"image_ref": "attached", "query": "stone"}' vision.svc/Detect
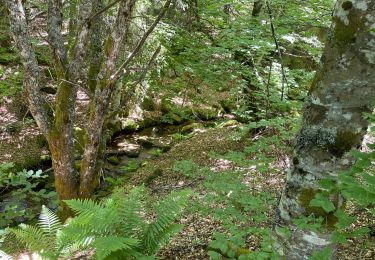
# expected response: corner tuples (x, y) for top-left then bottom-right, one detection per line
(116, 142), (142, 158)
(137, 136), (173, 151)
(220, 120), (239, 128)
(181, 123), (204, 134)
(194, 105), (218, 120)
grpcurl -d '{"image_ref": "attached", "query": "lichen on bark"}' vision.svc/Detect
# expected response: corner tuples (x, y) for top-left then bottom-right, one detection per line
(276, 0), (375, 258)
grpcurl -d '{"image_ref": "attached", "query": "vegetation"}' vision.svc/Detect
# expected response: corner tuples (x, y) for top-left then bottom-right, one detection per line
(0, 0), (374, 259)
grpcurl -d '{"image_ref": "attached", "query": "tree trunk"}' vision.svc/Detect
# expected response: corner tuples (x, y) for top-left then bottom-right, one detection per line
(276, 0), (375, 258)
(252, 0), (264, 17)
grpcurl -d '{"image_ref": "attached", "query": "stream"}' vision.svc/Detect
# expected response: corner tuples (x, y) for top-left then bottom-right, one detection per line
(103, 122), (215, 178)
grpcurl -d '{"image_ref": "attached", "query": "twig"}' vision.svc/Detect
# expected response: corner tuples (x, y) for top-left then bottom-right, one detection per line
(265, 60), (273, 118)
(266, 1), (288, 101)
(110, 0), (172, 84)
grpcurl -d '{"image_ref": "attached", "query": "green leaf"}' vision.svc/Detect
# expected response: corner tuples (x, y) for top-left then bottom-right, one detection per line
(208, 251), (223, 260)
(309, 193), (335, 213)
(334, 210), (355, 230)
(309, 247), (333, 260)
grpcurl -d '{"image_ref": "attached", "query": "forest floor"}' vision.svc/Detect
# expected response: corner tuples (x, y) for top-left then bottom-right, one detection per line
(122, 124), (375, 259)
(1, 95), (374, 259)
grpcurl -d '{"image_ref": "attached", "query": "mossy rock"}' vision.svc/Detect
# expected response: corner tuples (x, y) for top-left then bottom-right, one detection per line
(0, 134), (45, 171)
(220, 120), (239, 128)
(140, 111), (162, 128)
(142, 96), (157, 111)
(181, 123), (204, 134)
(194, 106), (218, 120)
(121, 118), (139, 133)
(161, 99), (174, 113)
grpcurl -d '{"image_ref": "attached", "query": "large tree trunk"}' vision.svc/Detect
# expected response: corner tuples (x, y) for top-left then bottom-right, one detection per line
(277, 0), (375, 258)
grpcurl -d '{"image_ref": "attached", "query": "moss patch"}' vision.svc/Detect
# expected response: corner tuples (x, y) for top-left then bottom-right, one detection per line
(329, 130), (362, 157)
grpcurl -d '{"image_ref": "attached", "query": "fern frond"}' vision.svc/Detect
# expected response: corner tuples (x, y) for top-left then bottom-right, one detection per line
(59, 236), (94, 258)
(92, 236), (139, 260)
(38, 205), (62, 238)
(64, 198), (118, 234)
(11, 224), (49, 253)
(113, 187), (147, 237)
(142, 189), (191, 254)
(64, 199), (106, 216)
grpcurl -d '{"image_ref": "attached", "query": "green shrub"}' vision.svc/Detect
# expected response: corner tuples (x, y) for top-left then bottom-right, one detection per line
(0, 163), (57, 228)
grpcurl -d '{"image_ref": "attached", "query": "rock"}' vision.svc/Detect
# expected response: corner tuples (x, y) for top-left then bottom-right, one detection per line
(107, 156), (120, 165)
(138, 136), (154, 147)
(121, 118), (139, 133)
(161, 98), (173, 113)
(194, 105), (218, 120)
(117, 142), (141, 158)
(141, 111), (162, 128)
(181, 123), (204, 134)
(137, 136), (173, 151)
(220, 120), (239, 128)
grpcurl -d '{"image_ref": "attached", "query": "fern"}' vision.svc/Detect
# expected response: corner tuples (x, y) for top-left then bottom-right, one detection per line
(11, 224), (56, 258)
(142, 189), (192, 254)
(92, 236), (138, 259)
(6, 187), (192, 259)
(39, 206), (62, 238)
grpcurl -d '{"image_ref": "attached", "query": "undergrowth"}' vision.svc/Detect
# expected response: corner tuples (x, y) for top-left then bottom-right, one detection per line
(1, 186), (192, 259)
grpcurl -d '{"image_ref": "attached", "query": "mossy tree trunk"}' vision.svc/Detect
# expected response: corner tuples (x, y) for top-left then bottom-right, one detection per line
(277, 0), (375, 258)
(6, 0), (172, 206)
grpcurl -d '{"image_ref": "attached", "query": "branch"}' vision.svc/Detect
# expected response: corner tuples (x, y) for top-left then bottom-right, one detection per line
(266, 1), (288, 101)
(110, 0), (172, 84)
(129, 46), (161, 92)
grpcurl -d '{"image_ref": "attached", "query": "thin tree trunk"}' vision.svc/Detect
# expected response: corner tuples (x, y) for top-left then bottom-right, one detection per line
(5, 0), (51, 135)
(79, 0), (138, 198)
(252, 0), (264, 17)
(276, 1), (375, 258)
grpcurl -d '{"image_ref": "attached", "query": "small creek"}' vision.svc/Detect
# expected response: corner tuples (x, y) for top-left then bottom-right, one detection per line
(103, 121), (216, 178)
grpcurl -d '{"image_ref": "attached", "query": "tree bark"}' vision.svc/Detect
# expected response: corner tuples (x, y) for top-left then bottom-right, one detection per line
(7, 0), (172, 203)
(5, 0), (51, 135)
(276, 0), (375, 258)
(252, 0), (264, 17)
(47, 0), (94, 202)
(79, 0), (171, 197)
